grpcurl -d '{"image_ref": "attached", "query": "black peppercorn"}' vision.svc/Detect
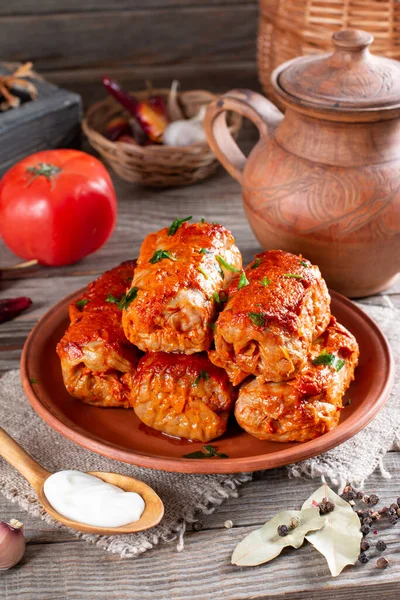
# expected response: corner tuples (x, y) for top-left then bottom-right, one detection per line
(369, 494), (379, 506)
(376, 557), (389, 569)
(277, 524), (289, 537)
(192, 521), (203, 532)
(360, 539), (370, 552)
(341, 485), (356, 501)
(361, 524), (370, 536)
(362, 495), (370, 504)
(289, 516), (300, 530)
(390, 503), (398, 511)
(318, 498), (335, 515)
(376, 540), (386, 551)
(356, 491), (364, 500)
(388, 514), (398, 525)
(358, 552), (369, 564)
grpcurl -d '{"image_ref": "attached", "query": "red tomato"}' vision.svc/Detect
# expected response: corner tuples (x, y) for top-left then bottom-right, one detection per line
(0, 149), (117, 266)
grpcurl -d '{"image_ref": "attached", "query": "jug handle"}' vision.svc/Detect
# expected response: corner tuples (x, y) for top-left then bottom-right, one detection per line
(204, 89), (284, 184)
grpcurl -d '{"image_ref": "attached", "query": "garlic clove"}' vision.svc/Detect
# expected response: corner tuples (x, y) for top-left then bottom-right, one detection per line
(163, 106), (207, 147)
(192, 105), (207, 122)
(0, 519), (26, 570)
(167, 80), (185, 122)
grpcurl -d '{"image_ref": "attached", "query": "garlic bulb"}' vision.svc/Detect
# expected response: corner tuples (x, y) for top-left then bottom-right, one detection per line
(0, 519), (26, 570)
(163, 106), (207, 147)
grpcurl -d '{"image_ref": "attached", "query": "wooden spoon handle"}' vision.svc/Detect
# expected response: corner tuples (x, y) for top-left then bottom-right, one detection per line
(204, 89), (283, 184)
(0, 427), (50, 491)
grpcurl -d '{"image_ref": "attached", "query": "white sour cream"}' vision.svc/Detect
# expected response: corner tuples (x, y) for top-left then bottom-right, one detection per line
(44, 470), (145, 528)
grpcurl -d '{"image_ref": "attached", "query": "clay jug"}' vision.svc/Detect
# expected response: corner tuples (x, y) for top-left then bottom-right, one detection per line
(204, 30), (400, 297)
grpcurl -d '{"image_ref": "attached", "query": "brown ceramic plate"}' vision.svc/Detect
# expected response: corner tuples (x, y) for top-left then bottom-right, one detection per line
(21, 290), (394, 474)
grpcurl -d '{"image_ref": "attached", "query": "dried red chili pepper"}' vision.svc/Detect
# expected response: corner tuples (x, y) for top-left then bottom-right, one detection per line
(148, 94), (167, 117)
(102, 77), (168, 143)
(104, 117), (131, 141)
(0, 297), (32, 324)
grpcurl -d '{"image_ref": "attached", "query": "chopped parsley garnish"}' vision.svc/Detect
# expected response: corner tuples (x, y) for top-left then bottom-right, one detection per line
(299, 260), (309, 268)
(199, 248), (211, 255)
(207, 322), (216, 331)
(238, 272), (249, 290)
(76, 298), (89, 310)
(30, 378), (38, 384)
(201, 217), (206, 224)
(312, 349), (346, 372)
(106, 293), (120, 305)
(213, 291), (222, 304)
(216, 262), (224, 280)
(251, 257), (261, 269)
(198, 267), (209, 279)
(248, 312), (265, 327)
(150, 249), (178, 264)
(183, 445), (228, 459)
(216, 255), (240, 273)
(260, 276), (271, 287)
(212, 291), (227, 304)
(106, 287), (138, 310)
(284, 273), (303, 279)
(168, 216), (192, 236)
(192, 370), (210, 387)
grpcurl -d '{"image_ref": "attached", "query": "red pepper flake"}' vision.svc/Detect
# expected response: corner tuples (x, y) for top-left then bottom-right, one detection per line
(312, 500), (319, 507)
(373, 530), (378, 535)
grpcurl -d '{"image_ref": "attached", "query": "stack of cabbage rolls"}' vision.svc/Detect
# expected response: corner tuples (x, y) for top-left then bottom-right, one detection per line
(209, 250), (359, 441)
(57, 218), (359, 443)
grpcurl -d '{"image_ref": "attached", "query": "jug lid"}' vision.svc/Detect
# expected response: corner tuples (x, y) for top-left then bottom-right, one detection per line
(272, 30), (400, 119)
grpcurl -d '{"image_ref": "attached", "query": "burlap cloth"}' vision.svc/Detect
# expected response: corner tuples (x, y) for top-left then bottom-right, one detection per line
(0, 302), (398, 558)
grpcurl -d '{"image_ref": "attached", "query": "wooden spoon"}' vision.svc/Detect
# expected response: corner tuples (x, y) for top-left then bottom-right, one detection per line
(0, 427), (164, 534)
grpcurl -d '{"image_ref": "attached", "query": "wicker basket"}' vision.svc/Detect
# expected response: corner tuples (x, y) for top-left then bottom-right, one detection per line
(258, 0), (400, 103)
(82, 89), (241, 187)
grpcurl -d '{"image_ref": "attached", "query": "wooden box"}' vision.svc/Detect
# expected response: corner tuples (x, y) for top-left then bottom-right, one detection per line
(0, 64), (82, 176)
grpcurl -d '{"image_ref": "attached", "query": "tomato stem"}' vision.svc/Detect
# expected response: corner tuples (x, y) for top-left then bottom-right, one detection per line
(26, 162), (62, 188)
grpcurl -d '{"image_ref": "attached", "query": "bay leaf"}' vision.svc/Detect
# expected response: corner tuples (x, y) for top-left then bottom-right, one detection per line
(302, 484), (362, 577)
(231, 507), (324, 566)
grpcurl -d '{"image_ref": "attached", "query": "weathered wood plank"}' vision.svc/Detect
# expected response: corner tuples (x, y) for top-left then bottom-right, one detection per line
(0, 6), (257, 72)
(0, 454), (399, 599)
(2, 535), (398, 600)
(0, 0), (256, 16)
(357, 293), (400, 310)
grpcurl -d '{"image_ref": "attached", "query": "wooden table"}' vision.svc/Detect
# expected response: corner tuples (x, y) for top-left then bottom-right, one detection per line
(0, 159), (399, 599)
